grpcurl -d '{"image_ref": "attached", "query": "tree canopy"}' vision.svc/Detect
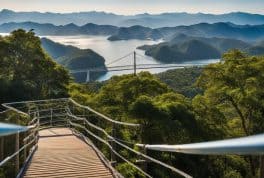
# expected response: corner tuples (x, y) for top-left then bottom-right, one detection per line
(0, 29), (70, 104)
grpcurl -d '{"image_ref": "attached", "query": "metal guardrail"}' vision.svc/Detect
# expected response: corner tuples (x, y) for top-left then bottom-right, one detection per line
(67, 113), (192, 178)
(0, 116), (39, 177)
(4, 98), (264, 178)
(1, 98), (193, 178)
(69, 98), (140, 127)
(136, 134), (264, 155)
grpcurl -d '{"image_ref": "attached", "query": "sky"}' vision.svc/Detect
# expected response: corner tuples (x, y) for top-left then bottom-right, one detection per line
(0, 0), (264, 15)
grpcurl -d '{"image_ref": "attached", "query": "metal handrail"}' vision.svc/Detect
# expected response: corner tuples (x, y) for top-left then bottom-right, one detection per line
(0, 135), (38, 167)
(68, 120), (152, 178)
(2, 98), (68, 105)
(136, 134), (264, 155)
(69, 98), (140, 127)
(67, 114), (191, 178)
(1, 98), (194, 178)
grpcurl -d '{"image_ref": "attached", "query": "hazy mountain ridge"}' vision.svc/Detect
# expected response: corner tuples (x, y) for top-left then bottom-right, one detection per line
(1, 22), (264, 42)
(0, 22), (118, 36)
(1, 9), (264, 27)
(108, 25), (163, 41)
(109, 22), (264, 41)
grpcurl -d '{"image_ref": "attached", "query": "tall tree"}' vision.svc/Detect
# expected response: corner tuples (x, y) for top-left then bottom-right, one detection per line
(0, 29), (70, 103)
(194, 49), (264, 176)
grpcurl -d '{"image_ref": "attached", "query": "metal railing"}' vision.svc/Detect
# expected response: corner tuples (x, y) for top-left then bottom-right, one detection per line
(0, 98), (192, 178)
(2, 98), (264, 178)
(136, 134), (264, 155)
(0, 115), (39, 177)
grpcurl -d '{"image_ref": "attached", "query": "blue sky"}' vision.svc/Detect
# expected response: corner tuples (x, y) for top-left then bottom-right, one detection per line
(1, 0), (264, 15)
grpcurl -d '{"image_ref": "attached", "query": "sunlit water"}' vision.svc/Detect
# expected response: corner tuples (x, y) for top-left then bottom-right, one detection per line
(0, 33), (220, 81)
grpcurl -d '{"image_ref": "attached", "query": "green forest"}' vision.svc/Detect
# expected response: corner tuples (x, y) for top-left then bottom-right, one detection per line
(1, 30), (264, 178)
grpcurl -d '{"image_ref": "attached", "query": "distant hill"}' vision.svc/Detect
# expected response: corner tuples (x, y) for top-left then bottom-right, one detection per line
(160, 22), (264, 41)
(169, 34), (251, 52)
(1, 22), (264, 42)
(138, 40), (221, 62)
(41, 38), (106, 82)
(138, 34), (264, 62)
(108, 25), (163, 41)
(107, 22), (264, 41)
(1, 9), (264, 28)
(0, 22), (118, 36)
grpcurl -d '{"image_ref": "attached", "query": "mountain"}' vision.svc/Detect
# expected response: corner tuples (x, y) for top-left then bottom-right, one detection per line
(1, 9), (264, 28)
(106, 22), (264, 41)
(108, 25), (163, 41)
(41, 38), (107, 82)
(122, 12), (264, 28)
(0, 22), (118, 36)
(246, 45), (264, 55)
(139, 40), (221, 62)
(1, 22), (264, 42)
(0, 9), (122, 26)
(137, 34), (264, 63)
(158, 22), (264, 41)
(169, 34), (251, 52)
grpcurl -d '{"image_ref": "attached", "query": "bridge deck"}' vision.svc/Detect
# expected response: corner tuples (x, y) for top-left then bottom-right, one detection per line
(23, 128), (114, 178)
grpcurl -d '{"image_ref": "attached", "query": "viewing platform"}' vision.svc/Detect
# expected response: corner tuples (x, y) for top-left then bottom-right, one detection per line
(1, 98), (264, 178)
(23, 128), (115, 178)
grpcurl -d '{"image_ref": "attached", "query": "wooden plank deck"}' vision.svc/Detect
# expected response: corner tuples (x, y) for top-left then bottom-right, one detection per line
(23, 128), (114, 178)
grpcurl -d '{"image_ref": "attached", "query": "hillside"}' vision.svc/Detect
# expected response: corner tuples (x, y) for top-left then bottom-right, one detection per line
(138, 40), (221, 62)
(138, 34), (264, 62)
(1, 9), (264, 27)
(157, 67), (203, 98)
(108, 25), (163, 41)
(170, 34), (251, 52)
(41, 38), (107, 82)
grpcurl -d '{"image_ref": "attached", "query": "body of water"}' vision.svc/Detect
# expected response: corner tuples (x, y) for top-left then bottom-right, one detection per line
(1, 33), (220, 81)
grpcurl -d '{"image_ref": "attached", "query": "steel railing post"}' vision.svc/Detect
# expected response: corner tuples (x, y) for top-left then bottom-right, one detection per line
(15, 132), (20, 175)
(23, 140), (27, 163)
(50, 108), (53, 126)
(0, 137), (4, 161)
(110, 124), (116, 166)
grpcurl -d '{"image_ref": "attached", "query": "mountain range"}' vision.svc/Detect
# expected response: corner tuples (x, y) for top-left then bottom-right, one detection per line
(1, 22), (264, 41)
(0, 22), (118, 36)
(137, 34), (264, 62)
(1, 9), (264, 28)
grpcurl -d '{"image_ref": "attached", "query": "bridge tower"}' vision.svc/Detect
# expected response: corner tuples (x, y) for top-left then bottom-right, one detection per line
(86, 70), (90, 83)
(133, 51), (136, 75)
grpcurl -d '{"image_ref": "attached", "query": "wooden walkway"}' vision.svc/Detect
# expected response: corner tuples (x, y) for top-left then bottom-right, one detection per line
(23, 128), (115, 178)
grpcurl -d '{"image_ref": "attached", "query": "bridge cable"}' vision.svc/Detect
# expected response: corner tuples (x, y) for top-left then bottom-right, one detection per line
(106, 52), (134, 66)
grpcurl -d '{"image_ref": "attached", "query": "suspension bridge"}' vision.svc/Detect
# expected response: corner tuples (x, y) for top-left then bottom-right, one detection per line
(69, 51), (207, 82)
(0, 98), (264, 178)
